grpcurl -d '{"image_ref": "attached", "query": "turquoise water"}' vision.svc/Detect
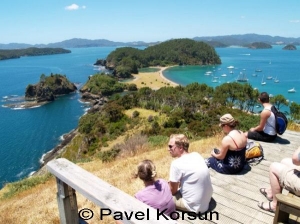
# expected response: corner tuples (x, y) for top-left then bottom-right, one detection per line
(0, 45), (299, 188)
(164, 45), (300, 105)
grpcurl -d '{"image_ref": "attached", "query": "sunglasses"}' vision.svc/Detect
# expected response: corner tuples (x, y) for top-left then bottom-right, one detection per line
(168, 145), (175, 149)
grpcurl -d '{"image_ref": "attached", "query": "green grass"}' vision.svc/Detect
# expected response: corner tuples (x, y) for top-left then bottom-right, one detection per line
(1, 173), (52, 199)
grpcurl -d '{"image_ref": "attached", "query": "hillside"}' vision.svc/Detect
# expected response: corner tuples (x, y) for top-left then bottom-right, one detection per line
(1, 34), (300, 49)
(0, 47), (71, 60)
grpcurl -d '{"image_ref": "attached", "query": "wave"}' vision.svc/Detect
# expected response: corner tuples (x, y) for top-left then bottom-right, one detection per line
(16, 167), (34, 178)
(240, 53), (251, 56)
(11, 107), (26, 110)
(3, 96), (8, 99)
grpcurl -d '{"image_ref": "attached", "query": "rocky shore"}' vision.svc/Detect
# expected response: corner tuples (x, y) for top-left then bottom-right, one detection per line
(33, 129), (78, 176)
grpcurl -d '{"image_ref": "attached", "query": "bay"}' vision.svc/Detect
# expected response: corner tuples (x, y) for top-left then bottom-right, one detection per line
(0, 45), (299, 189)
(0, 47), (118, 188)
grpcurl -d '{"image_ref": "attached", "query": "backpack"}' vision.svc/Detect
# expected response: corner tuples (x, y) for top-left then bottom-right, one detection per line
(271, 106), (288, 135)
(245, 141), (264, 165)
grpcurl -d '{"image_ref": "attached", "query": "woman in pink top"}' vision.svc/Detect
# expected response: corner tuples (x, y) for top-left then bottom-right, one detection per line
(134, 160), (175, 217)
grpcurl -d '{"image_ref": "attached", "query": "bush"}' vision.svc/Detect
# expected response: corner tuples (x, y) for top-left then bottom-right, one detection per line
(132, 110), (140, 118)
(98, 148), (120, 162)
(115, 134), (148, 157)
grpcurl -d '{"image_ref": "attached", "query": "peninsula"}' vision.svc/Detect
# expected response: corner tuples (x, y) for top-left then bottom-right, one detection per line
(0, 47), (71, 60)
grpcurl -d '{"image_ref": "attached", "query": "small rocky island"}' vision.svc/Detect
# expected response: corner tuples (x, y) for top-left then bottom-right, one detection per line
(246, 42), (272, 49)
(283, 44), (297, 50)
(5, 74), (77, 108)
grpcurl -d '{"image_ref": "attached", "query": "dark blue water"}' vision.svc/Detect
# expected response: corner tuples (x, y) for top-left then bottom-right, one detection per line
(0, 47), (118, 188)
(1, 45), (299, 188)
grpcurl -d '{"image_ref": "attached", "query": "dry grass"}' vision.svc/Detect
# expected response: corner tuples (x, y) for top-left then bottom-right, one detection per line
(0, 131), (222, 224)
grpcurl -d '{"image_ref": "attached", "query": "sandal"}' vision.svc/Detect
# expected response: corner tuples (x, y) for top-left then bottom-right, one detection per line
(259, 188), (273, 201)
(257, 201), (275, 213)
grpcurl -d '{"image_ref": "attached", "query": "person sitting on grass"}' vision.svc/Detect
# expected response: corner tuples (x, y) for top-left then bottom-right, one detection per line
(134, 159), (176, 217)
(205, 113), (248, 174)
(258, 146), (300, 213)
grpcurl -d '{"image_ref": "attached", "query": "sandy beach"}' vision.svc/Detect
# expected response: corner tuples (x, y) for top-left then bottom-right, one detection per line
(126, 66), (179, 90)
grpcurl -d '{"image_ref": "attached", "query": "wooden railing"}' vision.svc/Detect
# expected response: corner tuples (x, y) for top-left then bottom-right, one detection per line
(274, 192), (300, 224)
(47, 158), (176, 224)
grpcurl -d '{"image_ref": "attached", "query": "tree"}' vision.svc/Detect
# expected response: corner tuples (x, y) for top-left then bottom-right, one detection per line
(270, 94), (288, 110)
(290, 102), (300, 121)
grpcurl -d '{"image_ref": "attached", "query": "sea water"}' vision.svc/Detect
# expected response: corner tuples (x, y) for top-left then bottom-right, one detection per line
(0, 47), (118, 188)
(0, 45), (299, 188)
(164, 45), (300, 106)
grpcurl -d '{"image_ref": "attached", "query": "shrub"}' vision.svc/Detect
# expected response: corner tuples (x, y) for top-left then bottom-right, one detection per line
(115, 134), (148, 157)
(98, 148), (120, 162)
(132, 110), (140, 118)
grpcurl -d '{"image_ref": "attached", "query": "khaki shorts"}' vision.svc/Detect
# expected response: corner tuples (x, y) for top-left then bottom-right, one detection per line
(173, 191), (189, 211)
(279, 167), (300, 196)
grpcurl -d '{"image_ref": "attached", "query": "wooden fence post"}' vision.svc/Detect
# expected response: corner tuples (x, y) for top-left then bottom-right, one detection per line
(56, 177), (79, 224)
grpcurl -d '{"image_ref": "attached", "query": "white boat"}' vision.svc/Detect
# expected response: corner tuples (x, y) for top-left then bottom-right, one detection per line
(288, 88), (296, 93)
(261, 75), (266, 85)
(274, 77), (279, 83)
(252, 73), (257, 77)
(205, 71), (212, 76)
(255, 69), (262, 72)
(266, 76), (273, 80)
(221, 74), (227, 77)
(212, 77), (218, 83)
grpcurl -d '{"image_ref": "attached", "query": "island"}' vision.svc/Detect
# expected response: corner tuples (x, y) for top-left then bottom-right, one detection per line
(4, 74), (77, 109)
(94, 38), (221, 79)
(245, 42), (272, 49)
(0, 47), (71, 60)
(283, 44), (297, 50)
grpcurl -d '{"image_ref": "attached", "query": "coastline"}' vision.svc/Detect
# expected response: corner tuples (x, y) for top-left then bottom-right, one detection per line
(32, 66), (179, 177)
(125, 66), (179, 89)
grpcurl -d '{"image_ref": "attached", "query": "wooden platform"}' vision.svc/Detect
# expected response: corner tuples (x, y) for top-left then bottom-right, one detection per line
(179, 130), (299, 224)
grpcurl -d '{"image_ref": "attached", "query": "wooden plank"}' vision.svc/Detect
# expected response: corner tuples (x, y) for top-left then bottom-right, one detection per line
(47, 158), (176, 224)
(212, 191), (273, 224)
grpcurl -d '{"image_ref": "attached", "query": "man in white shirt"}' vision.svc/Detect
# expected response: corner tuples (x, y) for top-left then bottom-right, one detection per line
(244, 92), (277, 142)
(168, 134), (213, 213)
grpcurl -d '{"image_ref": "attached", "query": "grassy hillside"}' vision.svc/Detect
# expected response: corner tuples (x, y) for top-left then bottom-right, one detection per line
(0, 122), (221, 223)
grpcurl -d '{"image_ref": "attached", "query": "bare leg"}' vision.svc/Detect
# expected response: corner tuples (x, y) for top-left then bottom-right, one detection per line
(268, 162), (286, 209)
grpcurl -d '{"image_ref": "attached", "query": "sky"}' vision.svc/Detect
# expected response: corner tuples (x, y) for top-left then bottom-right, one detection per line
(1, 0), (300, 45)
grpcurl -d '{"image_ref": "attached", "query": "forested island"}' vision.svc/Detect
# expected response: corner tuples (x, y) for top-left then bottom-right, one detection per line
(283, 44), (297, 50)
(245, 42), (272, 49)
(94, 39), (221, 79)
(4, 74), (77, 108)
(0, 47), (71, 60)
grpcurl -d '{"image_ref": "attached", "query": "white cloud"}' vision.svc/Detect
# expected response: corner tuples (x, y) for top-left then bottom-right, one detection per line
(65, 4), (79, 11)
(290, 20), (300, 23)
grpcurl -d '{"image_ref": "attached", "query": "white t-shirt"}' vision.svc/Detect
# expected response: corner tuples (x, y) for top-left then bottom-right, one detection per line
(264, 106), (276, 135)
(169, 152), (213, 212)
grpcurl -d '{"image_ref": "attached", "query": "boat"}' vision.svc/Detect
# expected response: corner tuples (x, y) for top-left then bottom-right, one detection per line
(255, 69), (262, 72)
(274, 77), (279, 83)
(236, 71), (248, 82)
(288, 88), (296, 93)
(267, 76), (273, 80)
(252, 73), (257, 77)
(261, 75), (266, 85)
(212, 77), (218, 83)
(221, 74), (227, 77)
(205, 71), (212, 76)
